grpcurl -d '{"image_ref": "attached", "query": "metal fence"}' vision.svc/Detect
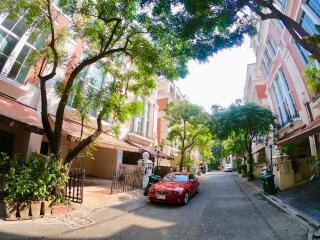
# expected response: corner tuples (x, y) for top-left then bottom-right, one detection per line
(111, 169), (140, 194)
(65, 168), (85, 203)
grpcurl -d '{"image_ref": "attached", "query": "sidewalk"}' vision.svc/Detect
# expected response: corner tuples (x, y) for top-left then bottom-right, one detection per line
(0, 188), (149, 239)
(249, 175), (320, 224)
(236, 173), (320, 239)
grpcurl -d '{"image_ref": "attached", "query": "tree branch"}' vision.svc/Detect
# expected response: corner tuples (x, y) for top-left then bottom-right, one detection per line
(39, 0), (59, 82)
(64, 104), (106, 164)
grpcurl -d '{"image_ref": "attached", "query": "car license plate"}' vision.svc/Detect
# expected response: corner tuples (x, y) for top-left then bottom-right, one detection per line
(156, 194), (165, 200)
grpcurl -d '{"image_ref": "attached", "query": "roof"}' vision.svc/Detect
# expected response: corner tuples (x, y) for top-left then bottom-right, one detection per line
(277, 117), (320, 146)
(128, 142), (174, 160)
(57, 118), (140, 153)
(0, 94), (43, 134)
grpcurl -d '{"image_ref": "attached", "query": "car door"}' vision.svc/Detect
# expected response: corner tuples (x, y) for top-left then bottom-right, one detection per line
(189, 174), (197, 195)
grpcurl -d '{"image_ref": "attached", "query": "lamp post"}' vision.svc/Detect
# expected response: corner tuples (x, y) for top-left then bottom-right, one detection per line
(264, 124), (278, 175)
(154, 144), (163, 173)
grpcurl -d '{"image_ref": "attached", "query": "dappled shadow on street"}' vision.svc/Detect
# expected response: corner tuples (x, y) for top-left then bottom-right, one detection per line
(277, 178), (320, 222)
(0, 173), (309, 240)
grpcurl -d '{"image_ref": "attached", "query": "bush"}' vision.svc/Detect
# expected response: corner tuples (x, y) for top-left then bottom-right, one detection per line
(2, 152), (68, 203)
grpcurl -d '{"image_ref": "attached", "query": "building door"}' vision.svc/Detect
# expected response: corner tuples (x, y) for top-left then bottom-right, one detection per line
(0, 129), (15, 156)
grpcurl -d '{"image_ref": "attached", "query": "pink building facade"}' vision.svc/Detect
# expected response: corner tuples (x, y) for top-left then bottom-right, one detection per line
(0, 5), (165, 179)
(246, 0), (320, 188)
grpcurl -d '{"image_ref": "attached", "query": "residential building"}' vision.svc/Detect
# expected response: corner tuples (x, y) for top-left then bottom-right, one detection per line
(244, 63), (270, 178)
(247, 0), (320, 189)
(156, 77), (186, 167)
(0, 5), (167, 180)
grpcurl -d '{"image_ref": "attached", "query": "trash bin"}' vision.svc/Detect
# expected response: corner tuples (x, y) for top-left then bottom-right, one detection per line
(260, 174), (276, 195)
(149, 175), (161, 184)
(144, 175), (161, 196)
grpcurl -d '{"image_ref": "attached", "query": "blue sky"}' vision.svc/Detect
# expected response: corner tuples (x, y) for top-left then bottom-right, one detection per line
(176, 37), (256, 112)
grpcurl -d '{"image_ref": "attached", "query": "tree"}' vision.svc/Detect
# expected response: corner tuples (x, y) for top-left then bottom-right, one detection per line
(141, 0), (320, 61)
(164, 101), (211, 171)
(211, 102), (275, 180)
(0, 0), (188, 165)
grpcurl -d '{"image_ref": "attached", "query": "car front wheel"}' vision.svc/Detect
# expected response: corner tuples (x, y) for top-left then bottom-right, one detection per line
(196, 185), (200, 194)
(183, 192), (189, 205)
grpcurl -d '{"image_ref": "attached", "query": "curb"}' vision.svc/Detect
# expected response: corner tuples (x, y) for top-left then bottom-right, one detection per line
(241, 175), (320, 239)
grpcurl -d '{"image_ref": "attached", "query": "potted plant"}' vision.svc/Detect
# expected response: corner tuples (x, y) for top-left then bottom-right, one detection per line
(17, 202), (31, 219)
(41, 200), (52, 216)
(2, 200), (17, 219)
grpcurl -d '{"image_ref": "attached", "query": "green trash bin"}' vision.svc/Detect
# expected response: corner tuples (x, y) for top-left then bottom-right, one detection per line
(144, 175), (161, 196)
(260, 174), (276, 195)
(149, 175), (161, 184)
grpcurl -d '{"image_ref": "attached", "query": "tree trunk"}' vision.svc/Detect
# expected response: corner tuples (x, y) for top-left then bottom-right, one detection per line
(247, 143), (254, 181)
(179, 149), (185, 172)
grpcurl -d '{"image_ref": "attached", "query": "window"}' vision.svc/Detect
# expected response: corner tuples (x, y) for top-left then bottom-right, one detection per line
(261, 59), (269, 80)
(272, 69), (299, 126)
(300, 11), (318, 35)
(263, 49), (273, 68)
(296, 10), (319, 64)
(145, 102), (151, 137)
(307, 0), (320, 18)
(278, 0), (287, 8)
(163, 173), (188, 182)
(189, 174), (196, 180)
(130, 116), (135, 132)
(267, 38), (277, 58)
(0, 12), (46, 84)
(67, 56), (106, 117)
(136, 115), (144, 134)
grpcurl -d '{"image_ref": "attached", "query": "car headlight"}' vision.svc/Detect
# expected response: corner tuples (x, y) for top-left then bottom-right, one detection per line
(174, 187), (184, 194)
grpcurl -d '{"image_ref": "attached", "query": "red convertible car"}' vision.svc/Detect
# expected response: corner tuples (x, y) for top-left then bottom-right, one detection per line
(148, 172), (199, 205)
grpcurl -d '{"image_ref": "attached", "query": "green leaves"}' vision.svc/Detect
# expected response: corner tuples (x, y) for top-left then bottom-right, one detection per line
(164, 101), (212, 169)
(3, 153), (68, 202)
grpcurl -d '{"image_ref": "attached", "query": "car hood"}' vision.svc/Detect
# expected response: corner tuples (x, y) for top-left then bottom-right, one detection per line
(154, 181), (187, 190)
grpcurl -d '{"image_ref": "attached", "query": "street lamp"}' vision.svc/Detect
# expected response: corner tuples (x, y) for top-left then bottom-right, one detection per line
(154, 143), (163, 173)
(264, 124), (278, 175)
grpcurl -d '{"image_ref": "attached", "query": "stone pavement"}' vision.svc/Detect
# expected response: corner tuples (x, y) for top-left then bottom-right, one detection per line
(0, 188), (149, 239)
(0, 172), (309, 240)
(276, 178), (320, 222)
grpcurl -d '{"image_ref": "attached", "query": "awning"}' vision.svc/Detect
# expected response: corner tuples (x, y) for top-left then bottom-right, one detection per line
(60, 118), (140, 153)
(0, 94), (43, 134)
(128, 142), (174, 160)
(277, 117), (320, 146)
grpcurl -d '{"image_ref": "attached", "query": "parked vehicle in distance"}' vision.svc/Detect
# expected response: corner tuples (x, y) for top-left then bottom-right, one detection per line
(223, 163), (233, 172)
(148, 172), (199, 205)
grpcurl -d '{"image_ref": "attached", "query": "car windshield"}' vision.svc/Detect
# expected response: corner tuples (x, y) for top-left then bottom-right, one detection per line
(163, 174), (189, 182)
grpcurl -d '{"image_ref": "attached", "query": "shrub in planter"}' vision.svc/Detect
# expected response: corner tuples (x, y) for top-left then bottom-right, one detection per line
(41, 201), (52, 216)
(3, 153), (68, 218)
(18, 202), (31, 219)
(3, 201), (17, 219)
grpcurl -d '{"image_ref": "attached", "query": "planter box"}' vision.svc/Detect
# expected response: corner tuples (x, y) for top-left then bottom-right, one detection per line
(30, 201), (41, 219)
(41, 201), (51, 216)
(18, 202), (30, 219)
(3, 201), (17, 219)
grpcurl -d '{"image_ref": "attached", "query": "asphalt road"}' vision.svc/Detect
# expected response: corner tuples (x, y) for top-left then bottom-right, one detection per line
(59, 171), (308, 240)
